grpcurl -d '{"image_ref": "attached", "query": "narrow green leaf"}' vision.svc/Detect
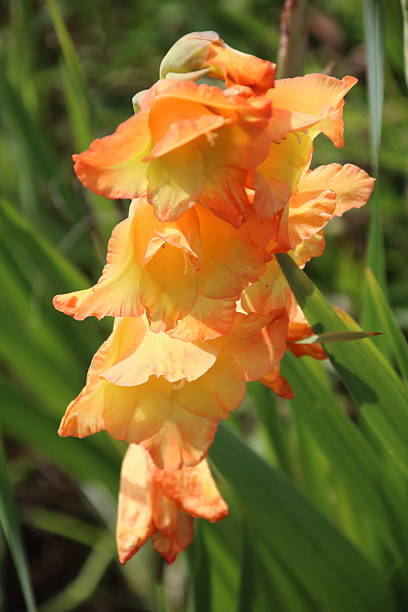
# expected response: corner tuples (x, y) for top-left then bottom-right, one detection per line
(45, 0), (118, 243)
(22, 506), (103, 548)
(0, 197), (87, 289)
(294, 330), (381, 344)
(200, 507), (241, 610)
(40, 532), (115, 612)
(154, 583), (171, 612)
(237, 523), (255, 612)
(365, 268), (408, 381)
(362, 0), (386, 332)
(277, 253), (408, 479)
(247, 382), (294, 477)
(187, 521), (211, 612)
(402, 0), (408, 88)
(44, 0), (93, 115)
(0, 63), (83, 225)
(0, 437), (37, 612)
(282, 353), (408, 566)
(211, 425), (393, 611)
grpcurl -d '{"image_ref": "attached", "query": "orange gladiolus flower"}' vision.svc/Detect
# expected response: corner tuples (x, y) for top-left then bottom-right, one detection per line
(53, 198), (267, 339)
(53, 29), (376, 563)
(58, 310), (288, 471)
(73, 79), (272, 228)
(117, 445), (228, 564)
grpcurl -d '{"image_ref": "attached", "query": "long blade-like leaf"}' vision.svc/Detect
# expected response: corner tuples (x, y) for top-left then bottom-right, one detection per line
(211, 425), (393, 611)
(362, 0), (387, 344)
(277, 253), (408, 478)
(0, 437), (37, 612)
(365, 268), (408, 381)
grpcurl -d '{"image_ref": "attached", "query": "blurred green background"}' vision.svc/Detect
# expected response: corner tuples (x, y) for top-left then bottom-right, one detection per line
(0, 0), (407, 610)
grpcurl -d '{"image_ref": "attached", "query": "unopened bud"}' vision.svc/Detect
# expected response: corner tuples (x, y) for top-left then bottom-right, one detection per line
(159, 31), (220, 79)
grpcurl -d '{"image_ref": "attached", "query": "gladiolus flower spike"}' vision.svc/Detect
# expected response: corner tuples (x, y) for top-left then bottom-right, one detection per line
(53, 31), (374, 564)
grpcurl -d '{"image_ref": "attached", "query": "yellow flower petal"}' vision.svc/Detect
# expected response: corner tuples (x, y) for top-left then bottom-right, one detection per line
(103, 318), (218, 386)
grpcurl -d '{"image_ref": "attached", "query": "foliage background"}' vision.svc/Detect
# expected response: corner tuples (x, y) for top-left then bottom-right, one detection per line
(0, 0), (407, 610)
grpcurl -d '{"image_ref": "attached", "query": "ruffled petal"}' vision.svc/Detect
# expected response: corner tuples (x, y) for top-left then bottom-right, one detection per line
(73, 111), (151, 199)
(58, 325), (127, 437)
(152, 507), (193, 564)
(167, 294), (237, 342)
(103, 378), (171, 444)
(175, 354), (246, 419)
(226, 310), (289, 381)
(253, 131), (312, 218)
(241, 258), (295, 316)
(199, 166), (252, 228)
(291, 231), (326, 267)
(116, 445), (155, 564)
(197, 206), (266, 299)
(147, 113), (226, 159)
(298, 163), (375, 216)
(269, 74), (357, 146)
(206, 39), (275, 93)
(261, 370), (294, 399)
(146, 146), (204, 221)
(140, 236), (199, 331)
(103, 318), (218, 386)
(53, 217), (143, 320)
(58, 383), (106, 438)
(156, 459), (228, 522)
(141, 407), (219, 472)
(276, 189), (336, 251)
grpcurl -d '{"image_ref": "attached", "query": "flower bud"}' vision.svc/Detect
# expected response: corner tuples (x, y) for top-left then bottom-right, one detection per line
(160, 31), (219, 79)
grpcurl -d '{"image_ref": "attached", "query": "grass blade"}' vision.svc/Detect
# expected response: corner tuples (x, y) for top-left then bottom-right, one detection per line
(45, 0), (118, 243)
(0, 436), (37, 612)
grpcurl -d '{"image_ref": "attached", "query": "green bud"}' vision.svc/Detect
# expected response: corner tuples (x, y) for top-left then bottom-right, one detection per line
(159, 31), (219, 79)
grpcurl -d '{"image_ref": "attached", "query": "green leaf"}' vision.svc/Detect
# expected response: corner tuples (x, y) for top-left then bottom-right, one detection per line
(0, 436), (37, 612)
(401, 0), (408, 88)
(365, 268), (408, 381)
(247, 382), (294, 477)
(210, 425), (393, 611)
(362, 0), (386, 332)
(0, 63), (83, 226)
(277, 253), (408, 479)
(282, 353), (408, 567)
(40, 531), (115, 612)
(293, 330), (381, 344)
(22, 506), (103, 548)
(187, 521), (211, 612)
(200, 509), (241, 610)
(45, 0), (118, 243)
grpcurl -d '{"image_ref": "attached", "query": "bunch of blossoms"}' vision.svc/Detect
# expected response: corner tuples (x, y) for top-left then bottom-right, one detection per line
(54, 31), (374, 563)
